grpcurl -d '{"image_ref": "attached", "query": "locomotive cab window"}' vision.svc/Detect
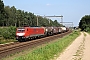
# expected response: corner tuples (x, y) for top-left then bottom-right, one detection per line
(17, 29), (25, 32)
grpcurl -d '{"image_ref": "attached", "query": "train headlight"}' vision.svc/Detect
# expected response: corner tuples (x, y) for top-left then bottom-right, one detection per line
(17, 33), (25, 36)
(46, 29), (48, 31)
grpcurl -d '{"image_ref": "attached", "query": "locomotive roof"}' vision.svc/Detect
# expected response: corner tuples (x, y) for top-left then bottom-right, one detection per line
(17, 27), (43, 29)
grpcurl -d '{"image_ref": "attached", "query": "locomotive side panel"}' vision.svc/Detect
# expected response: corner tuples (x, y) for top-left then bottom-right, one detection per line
(24, 28), (33, 38)
(24, 27), (45, 38)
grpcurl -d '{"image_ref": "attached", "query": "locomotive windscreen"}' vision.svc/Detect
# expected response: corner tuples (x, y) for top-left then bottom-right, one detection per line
(17, 28), (25, 32)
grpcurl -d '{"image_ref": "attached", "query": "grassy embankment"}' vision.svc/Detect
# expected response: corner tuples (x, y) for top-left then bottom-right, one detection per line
(14, 31), (80, 60)
(88, 31), (90, 34)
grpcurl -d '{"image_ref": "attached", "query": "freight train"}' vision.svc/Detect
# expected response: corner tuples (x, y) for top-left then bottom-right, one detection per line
(16, 26), (69, 42)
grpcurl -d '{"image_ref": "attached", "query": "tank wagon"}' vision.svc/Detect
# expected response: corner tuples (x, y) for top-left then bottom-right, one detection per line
(16, 26), (69, 42)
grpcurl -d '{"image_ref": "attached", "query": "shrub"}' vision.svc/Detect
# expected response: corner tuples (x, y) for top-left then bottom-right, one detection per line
(0, 26), (16, 39)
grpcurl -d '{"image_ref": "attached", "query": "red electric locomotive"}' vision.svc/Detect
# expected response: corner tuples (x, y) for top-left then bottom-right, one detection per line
(16, 27), (45, 41)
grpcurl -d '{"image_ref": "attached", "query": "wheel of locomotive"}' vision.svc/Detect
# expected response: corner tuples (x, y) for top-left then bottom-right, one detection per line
(18, 39), (24, 42)
(18, 39), (21, 42)
(35, 36), (39, 39)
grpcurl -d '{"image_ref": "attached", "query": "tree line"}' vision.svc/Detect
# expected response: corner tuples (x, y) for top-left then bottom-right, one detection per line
(0, 0), (62, 27)
(79, 15), (90, 32)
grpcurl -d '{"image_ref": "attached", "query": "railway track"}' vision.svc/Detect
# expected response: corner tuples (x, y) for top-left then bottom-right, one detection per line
(0, 30), (72, 59)
(0, 42), (20, 48)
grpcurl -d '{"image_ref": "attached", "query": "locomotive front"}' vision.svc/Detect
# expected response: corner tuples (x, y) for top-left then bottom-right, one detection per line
(16, 27), (26, 41)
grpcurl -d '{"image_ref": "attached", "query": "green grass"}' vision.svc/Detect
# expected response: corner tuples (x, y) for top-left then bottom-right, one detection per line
(0, 38), (17, 44)
(14, 31), (80, 60)
(0, 35), (17, 44)
(87, 31), (90, 34)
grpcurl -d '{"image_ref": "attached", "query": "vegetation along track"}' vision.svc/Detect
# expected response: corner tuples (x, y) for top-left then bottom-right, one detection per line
(0, 30), (72, 59)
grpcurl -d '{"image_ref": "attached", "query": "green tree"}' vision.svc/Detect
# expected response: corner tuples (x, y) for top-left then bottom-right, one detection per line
(53, 20), (61, 27)
(0, 0), (5, 26)
(79, 15), (90, 31)
(3, 4), (62, 27)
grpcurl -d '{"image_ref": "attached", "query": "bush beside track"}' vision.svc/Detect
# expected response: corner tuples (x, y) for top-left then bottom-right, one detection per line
(14, 31), (80, 60)
(0, 26), (16, 44)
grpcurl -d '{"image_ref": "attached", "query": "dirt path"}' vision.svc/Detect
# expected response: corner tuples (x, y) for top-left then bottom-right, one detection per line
(83, 32), (90, 60)
(56, 32), (90, 60)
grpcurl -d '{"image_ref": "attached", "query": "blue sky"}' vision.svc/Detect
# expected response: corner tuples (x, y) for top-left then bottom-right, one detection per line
(3, 0), (90, 26)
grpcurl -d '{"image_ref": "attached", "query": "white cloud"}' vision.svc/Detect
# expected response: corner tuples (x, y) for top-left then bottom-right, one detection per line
(46, 3), (51, 6)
